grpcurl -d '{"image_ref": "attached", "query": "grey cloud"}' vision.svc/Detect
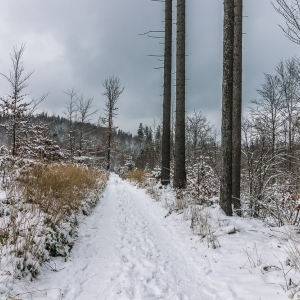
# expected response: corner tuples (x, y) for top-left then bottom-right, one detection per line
(0, 0), (299, 134)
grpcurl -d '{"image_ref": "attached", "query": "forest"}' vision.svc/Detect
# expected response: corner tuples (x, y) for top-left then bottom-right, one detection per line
(1, 0), (300, 299)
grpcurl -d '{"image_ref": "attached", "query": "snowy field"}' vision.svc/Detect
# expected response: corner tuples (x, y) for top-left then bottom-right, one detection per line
(7, 174), (298, 299)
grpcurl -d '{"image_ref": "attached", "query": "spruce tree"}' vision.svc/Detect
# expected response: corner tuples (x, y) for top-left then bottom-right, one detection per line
(173, 0), (186, 189)
(232, 0), (243, 214)
(220, 0), (235, 215)
(161, 0), (173, 185)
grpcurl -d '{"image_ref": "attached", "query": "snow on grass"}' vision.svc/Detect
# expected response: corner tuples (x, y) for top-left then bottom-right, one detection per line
(5, 173), (299, 299)
(0, 162), (108, 299)
(150, 181), (300, 299)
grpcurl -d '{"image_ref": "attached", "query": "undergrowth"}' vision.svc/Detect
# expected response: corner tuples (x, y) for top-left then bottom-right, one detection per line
(126, 169), (148, 184)
(120, 162), (222, 246)
(0, 160), (108, 295)
(19, 163), (104, 221)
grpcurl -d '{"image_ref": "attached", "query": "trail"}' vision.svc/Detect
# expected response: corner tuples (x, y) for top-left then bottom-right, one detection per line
(7, 174), (292, 300)
(34, 174), (222, 300)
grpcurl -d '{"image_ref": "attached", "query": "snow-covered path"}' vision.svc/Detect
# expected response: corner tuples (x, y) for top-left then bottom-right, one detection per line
(33, 174), (221, 300)
(98, 175), (217, 300)
(15, 174), (289, 300)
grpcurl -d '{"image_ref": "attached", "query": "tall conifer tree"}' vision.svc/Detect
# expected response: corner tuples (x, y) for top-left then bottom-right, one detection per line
(161, 0), (173, 185)
(220, 0), (235, 215)
(174, 0), (186, 189)
(232, 0), (243, 214)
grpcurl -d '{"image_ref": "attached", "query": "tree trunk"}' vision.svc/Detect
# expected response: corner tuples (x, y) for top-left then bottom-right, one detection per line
(12, 89), (17, 156)
(220, 0), (234, 216)
(102, 75), (124, 171)
(161, 0), (173, 185)
(173, 0), (186, 189)
(79, 124), (83, 153)
(232, 0), (243, 215)
(12, 122), (16, 156)
(107, 112), (112, 171)
(107, 135), (111, 171)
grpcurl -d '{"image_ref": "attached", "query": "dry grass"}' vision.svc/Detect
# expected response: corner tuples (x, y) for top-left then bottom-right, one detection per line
(18, 163), (107, 223)
(0, 162), (108, 282)
(175, 189), (188, 210)
(127, 169), (148, 184)
(0, 153), (109, 294)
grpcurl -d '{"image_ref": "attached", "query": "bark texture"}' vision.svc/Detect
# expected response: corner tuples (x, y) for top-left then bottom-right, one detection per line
(161, 0), (173, 185)
(232, 0), (243, 214)
(220, 0), (235, 215)
(173, 0), (186, 189)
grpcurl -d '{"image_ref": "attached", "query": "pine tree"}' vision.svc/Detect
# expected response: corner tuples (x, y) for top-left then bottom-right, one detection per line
(161, 0), (173, 185)
(137, 123), (144, 140)
(220, 0), (235, 216)
(173, 0), (186, 189)
(232, 0), (243, 214)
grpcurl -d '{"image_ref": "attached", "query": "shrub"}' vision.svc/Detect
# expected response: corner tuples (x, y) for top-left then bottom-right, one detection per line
(0, 162), (108, 282)
(19, 163), (105, 222)
(186, 162), (219, 205)
(127, 169), (148, 184)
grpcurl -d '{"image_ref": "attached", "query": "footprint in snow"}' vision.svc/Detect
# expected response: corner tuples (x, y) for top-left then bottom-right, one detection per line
(122, 255), (129, 263)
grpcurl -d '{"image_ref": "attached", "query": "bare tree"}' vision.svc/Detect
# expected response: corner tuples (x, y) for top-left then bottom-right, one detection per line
(0, 45), (47, 156)
(220, 0), (235, 216)
(174, 0), (186, 189)
(250, 73), (283, 156)
(241, 117), (274, 217)
(64, 88), (77, 160)
(241, 57), (300, 223)
(273, 0), (300, 44)
(102, 75), (124, 171)
(76, 94), (97, 154)
(232, 0), (243, 214)
(185, 110), (214, 167)
(161, 0), (173, 186)
(275, 57), (300, 172)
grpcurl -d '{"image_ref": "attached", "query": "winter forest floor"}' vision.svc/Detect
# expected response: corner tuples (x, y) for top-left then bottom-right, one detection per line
(7, 174), (298, 300)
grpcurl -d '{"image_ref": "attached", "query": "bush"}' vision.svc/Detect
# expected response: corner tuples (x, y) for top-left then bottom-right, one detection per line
(127, 169), (148, 184)
(0, 162), (108, 282)
(186, 162), (219, 205)
(19, 163), (105, 222)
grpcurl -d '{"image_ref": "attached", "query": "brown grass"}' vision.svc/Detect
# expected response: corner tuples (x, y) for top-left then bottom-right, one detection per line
(0, 162), (108, 282)
(127, 169), (148, 184)
(18, 163), (107, 223)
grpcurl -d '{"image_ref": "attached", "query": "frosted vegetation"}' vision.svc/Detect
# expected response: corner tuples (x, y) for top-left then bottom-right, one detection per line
(1, 45), (300, 298)
(0, 159), (107, 294)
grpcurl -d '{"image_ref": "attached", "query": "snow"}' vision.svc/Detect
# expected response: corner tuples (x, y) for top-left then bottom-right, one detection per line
(5, 174), (299, 299)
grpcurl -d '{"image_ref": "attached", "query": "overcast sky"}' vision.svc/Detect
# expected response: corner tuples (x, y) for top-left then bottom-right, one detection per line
(0, 0), (298, 135)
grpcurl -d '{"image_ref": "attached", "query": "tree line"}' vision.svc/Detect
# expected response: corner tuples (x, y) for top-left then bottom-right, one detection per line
(2, 0), (300, 222)
(0, 44), (124, 170)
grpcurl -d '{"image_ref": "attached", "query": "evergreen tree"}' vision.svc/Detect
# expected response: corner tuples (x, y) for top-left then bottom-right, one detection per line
(161, 0), (173, 185)
(137, 123), (144, 140)
(220, 0), (235, 216)
(174, 0), (186, 189)
(232, 0), (243, 214)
